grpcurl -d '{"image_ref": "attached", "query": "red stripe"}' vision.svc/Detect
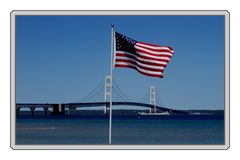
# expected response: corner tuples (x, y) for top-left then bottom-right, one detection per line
(115, 59), (165, 72)
(115, 64), (164, 78)
(135, 49), (172, 58)
(116, 53), (170, 63)
(115, 54), (167, 67)
(135, 43), (174, 54)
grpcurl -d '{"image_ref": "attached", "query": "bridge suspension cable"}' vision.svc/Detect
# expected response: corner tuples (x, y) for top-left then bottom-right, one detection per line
(70, 75), (166, 107)
(112, 87), (130, 102)
(82, 84), (104, 102)
(136, 89), (149, 103)
(155, 89), (166, 107)
(71, 77), (105, 103)
(112, 79), (133, 102)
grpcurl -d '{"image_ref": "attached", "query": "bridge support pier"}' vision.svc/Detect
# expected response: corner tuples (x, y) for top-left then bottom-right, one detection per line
(104, 76), (111, 115)
(150, 86), (156, 113)
(16, 108), (20, 116)
(68, 106), (76, 115)
(30, 107), (35, 116)
(104, 104), (107, 115)
(43, 107), (48, 116)
(51, 104), (65, 116)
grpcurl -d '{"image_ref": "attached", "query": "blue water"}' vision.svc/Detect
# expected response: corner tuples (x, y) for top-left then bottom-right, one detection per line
(16, 117), (224, 145)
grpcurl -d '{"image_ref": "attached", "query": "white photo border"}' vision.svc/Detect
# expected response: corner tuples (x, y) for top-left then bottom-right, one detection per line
(10, 10), (230, 150)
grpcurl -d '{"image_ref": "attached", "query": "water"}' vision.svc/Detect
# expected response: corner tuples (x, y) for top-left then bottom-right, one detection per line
(16, 118), (224, 145)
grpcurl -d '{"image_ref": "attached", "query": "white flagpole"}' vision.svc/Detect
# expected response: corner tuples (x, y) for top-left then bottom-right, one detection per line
(109, 25), (115, 144)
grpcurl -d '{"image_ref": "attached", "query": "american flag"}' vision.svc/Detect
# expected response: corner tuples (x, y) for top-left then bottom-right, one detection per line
(114, 32), (174, 78)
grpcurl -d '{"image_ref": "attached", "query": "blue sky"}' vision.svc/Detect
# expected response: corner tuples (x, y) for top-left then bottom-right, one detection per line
(16, 15), (224, 110)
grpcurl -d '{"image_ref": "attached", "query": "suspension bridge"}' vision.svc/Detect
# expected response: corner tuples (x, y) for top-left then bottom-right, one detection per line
(16, 75), (187, 116)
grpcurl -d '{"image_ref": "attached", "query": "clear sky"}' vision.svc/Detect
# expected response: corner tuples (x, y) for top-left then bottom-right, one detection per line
(16, 15), (225, 110)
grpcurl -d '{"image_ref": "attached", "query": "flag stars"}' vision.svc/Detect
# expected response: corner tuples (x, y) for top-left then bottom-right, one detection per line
(115, 32), (138, 51)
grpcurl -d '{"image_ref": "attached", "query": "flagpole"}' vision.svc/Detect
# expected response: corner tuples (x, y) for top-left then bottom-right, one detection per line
(109, 25), (115, 144)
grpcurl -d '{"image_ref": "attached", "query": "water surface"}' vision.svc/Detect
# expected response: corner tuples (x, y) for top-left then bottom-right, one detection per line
(16, 118), (224, 144)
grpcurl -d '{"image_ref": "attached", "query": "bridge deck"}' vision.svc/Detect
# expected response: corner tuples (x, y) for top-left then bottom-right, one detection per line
(16, 102), (188, 114)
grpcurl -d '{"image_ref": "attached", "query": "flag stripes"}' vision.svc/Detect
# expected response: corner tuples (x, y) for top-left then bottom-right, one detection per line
(115, 63), (164, 78)
(136, 42), (174, 53)
(115, 58), (164, 72)
(116, 52), (170, 63)
(116, 51), (168, 66)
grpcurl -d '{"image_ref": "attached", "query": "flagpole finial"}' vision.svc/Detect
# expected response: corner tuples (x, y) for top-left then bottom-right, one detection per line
(111, 24), (115, 28)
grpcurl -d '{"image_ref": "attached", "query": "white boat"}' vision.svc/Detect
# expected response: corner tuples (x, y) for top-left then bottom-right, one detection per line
(138, 111), (170, 115)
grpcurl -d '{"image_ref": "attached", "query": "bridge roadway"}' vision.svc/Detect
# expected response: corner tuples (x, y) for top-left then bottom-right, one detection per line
(16, 102), (187, 115)
(67, 102), (169, 111)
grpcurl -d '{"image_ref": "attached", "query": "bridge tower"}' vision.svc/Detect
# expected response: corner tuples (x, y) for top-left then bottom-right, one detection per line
(104, 75), (112, 114)
(150, 86), (156, 113)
